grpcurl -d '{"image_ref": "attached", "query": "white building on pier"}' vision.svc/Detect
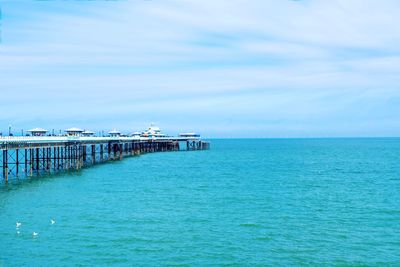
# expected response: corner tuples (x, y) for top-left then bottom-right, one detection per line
(27, 128), (48, 136)
(65, 127), (84, 136)
(108, 129), (121, 137)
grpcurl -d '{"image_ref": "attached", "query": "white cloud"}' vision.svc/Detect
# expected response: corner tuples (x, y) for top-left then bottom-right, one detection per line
(0, 0), (400, 136)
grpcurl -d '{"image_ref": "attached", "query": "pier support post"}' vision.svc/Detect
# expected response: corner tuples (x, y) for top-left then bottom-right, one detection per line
(16, 149), (19, 176)
(57, 147), (60, 170)
(36, 148), (40, 172)
(75, 146), (78, 169)
(30, 149), (33, 177)
(2, 149), (8, 182)
(78, 145), (82, 170)
(92, 145), (96, 164)
(60, 146), (62, 169)
(42, 148), (46, 171)
(81, 145), (84, 168)
(67, 146), (70, 170)
(24, 149), (28, 174)
(5, 150), (8, 182)
(83, 145), (87, 164)
(48, 147), (51, 172)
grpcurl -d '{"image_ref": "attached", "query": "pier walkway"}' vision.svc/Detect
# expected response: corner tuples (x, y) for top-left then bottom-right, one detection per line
(0, 136), (210, 182)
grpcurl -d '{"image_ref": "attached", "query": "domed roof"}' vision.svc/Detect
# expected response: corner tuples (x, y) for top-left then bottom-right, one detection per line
(65, 127), (84, 132)
(108, 129), (121, 134)
(27, 127), (48, 133)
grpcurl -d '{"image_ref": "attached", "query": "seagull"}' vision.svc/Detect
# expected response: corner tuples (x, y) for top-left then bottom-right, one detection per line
(50, 219), (56, 225)
(16, 222), (21, 228)
(33, 232), (39, 237)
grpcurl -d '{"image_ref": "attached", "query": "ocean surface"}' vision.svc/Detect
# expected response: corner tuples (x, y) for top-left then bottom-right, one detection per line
(1, 138), (400, 266)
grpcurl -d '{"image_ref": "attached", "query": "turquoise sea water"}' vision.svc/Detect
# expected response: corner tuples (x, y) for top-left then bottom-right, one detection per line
(1, 139), (400, 266)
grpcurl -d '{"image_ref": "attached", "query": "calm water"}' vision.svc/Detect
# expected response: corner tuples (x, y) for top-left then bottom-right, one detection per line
(1, 139), (400, 266)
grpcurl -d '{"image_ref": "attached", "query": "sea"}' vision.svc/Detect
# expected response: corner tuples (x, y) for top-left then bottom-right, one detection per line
(0, 138), (399, 266)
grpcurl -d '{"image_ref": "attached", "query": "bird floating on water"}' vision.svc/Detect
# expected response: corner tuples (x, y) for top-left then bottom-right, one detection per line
(33, 232), (39, 237)
(16, 222), (21, 228)
(51, 219), (56, 225)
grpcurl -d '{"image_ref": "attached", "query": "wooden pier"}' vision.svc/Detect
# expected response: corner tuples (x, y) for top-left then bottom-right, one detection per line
(0, 136), (210, 182)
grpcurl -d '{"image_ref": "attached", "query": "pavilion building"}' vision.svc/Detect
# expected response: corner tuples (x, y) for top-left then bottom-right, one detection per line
(27, 128), (48, 136)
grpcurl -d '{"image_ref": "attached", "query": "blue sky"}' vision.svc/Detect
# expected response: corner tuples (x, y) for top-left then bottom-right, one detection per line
(0, 0), (400, 137)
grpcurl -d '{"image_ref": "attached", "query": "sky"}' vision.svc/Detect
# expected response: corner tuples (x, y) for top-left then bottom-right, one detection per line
(0, 0), (399, 138)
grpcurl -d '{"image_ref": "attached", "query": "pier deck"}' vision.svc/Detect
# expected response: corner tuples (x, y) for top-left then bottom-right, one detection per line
(0, 136), (210, 182)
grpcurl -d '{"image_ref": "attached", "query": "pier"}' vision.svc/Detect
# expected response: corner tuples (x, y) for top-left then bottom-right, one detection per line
(0, 134), (210, 182)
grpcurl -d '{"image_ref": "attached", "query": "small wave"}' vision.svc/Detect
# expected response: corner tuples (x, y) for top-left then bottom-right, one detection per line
(134, 247), (164, 253)
(239, 223), (263, 228)
(255, 236), (272, 241)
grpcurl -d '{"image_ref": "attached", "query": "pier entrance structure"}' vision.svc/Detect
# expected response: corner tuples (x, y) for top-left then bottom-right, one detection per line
(0, 135), (210, 182)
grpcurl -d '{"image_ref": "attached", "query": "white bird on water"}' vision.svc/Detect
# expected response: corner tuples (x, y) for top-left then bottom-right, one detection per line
(33, 232), (39, 237)
(51, 219), (56, 225)
(16, 222), (21, 228)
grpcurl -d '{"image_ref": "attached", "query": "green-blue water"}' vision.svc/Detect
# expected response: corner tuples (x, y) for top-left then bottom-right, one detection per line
(1, 139), (400, 266)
